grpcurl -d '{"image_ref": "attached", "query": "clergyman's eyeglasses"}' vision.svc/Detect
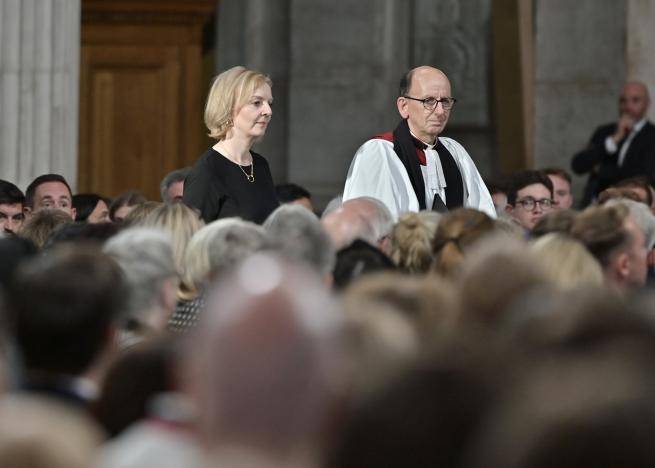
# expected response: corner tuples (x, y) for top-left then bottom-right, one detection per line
(403, 96), (457, 111)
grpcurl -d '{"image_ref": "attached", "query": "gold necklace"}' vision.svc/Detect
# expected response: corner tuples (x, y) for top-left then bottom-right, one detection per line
(238, 162), (255, 183)
(216, 143), (255, 183)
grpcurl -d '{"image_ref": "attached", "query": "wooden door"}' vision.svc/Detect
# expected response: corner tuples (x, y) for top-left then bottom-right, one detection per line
(79, 0), (216, 200)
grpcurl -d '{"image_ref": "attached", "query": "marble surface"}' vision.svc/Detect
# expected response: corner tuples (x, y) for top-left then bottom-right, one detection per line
(0, 0), (80, 191)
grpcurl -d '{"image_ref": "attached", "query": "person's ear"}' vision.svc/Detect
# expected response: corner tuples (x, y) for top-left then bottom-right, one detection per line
(505, 204), (514, 214)
(615, 252), (630, 280)
(397, 96), (409, 119)
(22, 206), (32, 218)
(71, 207), (77, 221)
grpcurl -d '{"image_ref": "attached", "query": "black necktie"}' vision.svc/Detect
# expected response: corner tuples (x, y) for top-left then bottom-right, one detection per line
(431, 193), (448, 212)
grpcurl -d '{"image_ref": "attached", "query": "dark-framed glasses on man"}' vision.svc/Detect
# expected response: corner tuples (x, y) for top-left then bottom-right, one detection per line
(403, 96), (457, 111)
(515, 197), (553, 210)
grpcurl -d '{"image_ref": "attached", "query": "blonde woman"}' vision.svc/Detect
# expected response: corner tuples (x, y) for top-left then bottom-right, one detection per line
(139, 203), (204, 284)
(183, 66), (279, 224)
(390, 212), (437, 274)
(530, 233), (604, 290)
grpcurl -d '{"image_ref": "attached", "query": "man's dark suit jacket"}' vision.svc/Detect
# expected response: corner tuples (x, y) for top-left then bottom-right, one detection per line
(571, 121), (655, 207)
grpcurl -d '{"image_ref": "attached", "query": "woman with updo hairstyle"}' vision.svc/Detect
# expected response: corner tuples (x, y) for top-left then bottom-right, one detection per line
(183, 66), (279, 224)
(390, 212), (439, 274)
(430, 208), (496, 277)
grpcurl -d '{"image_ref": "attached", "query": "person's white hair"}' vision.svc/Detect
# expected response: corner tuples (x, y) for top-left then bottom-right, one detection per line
(321, 207), (377, 251)
(605, 198), (655, 249)
(103, 227), (177, 324)
(184, 217), (267, 292)
(264, 204), (336, 277)
(342, 196), (394, 242)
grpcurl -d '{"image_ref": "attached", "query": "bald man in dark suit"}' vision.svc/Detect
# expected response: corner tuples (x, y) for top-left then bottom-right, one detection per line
(572, 81), (655, 207)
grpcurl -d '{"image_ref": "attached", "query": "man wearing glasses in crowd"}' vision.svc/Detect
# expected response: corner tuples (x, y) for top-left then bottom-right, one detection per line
(505, 170), (555, 233)
(343, 66), (495, 220)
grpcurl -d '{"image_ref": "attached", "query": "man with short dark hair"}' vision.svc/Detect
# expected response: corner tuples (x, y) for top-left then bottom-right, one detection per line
(24, 173), (76, 220)
(612, 176), (654, 209)
(0, 180), (25, 234)
(572, 81), (655, 206)
(275, 183), (314, 212)
(505, 170), (554, 232)
(5, 246), (125, 407)
(160, 167), (190, 204)
(343, 66), (494, 220)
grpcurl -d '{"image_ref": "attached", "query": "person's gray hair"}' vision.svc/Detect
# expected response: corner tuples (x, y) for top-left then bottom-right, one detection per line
(103, 227), (178, 322)
(264, 204), (336, 276)
(184, 217), (267, 291)
(343, 196), (394, 241)
(605, 198), (655, 249)
(160, 167), (191, 203)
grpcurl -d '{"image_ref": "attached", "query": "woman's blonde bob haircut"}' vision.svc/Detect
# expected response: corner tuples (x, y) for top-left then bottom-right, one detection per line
(530, 233), (604, 290)
(204, 66), (273, 141)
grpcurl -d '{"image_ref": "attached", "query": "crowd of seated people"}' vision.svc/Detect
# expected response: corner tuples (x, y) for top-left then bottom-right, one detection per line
(2, 164), (655, 468)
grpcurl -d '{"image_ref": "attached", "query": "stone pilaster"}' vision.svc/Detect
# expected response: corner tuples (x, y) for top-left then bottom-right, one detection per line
(627, 0), (655, 122)
(0, 0), (80, 191)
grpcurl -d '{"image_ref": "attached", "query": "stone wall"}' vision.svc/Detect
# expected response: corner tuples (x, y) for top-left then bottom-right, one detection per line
(627, 0), (655, 122)
(413, 0), (493, 177)
(532, 1), (627, 201)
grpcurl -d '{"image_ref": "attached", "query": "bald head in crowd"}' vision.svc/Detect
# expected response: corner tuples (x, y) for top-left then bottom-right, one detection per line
(190, 254), (344, 467)
(322, 197), (393, 255)
(321, 206), (377, 251)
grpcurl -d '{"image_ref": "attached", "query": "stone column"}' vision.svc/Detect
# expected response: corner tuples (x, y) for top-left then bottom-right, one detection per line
(627, 0), (655, 122)
(0, 0), (80, 191)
